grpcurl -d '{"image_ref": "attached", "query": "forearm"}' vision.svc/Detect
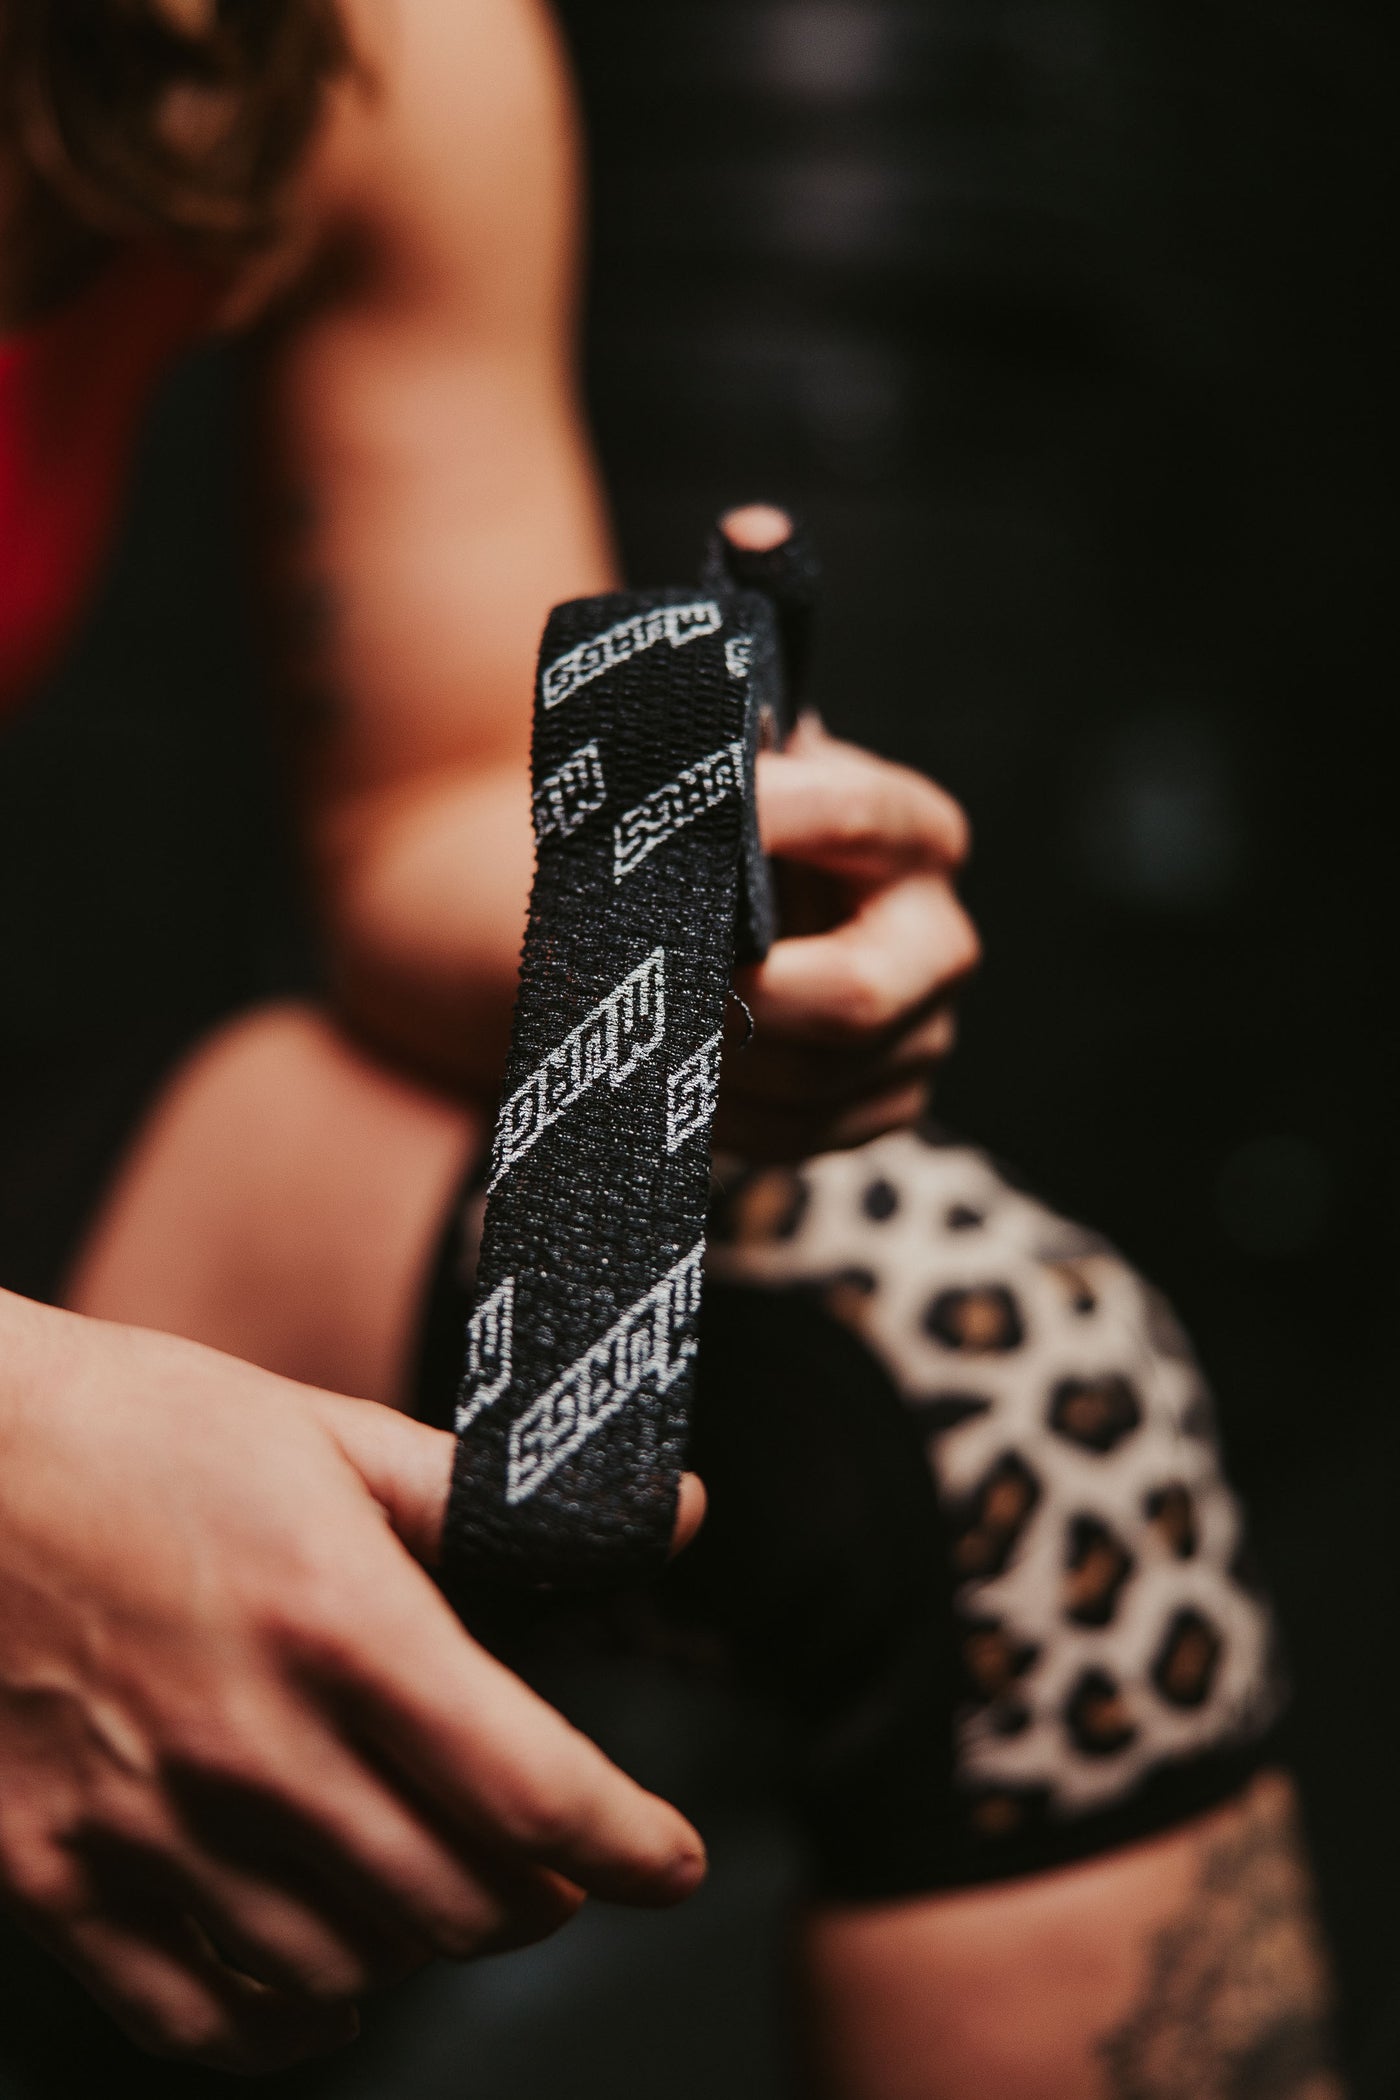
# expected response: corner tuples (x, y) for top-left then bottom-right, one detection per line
(259, 378), (613, 1095)
(318, 759), (535, 1097)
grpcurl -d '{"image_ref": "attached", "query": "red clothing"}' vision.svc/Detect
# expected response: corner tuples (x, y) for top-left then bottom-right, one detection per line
(0, 247), (215, 716)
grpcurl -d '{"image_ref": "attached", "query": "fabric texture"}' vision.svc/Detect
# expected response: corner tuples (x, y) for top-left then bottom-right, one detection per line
(419, 1126), (1286, 1898)
(0, 246), (215, 715)
(443, 534), (812, 1592)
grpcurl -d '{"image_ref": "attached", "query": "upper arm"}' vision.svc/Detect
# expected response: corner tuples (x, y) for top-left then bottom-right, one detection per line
(253, 0), (615, 813)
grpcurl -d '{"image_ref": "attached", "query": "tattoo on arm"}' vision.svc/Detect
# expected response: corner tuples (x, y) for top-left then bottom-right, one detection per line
(1096, 1780), (1347, 2099)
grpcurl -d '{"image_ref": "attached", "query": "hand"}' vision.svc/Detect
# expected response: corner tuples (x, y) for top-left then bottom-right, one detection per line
(0, 1291), (705, 2073)
(716, 713), (980, 1159)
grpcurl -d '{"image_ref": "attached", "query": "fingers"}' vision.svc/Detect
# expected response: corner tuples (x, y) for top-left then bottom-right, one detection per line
(165, 1858), (429, 2004)
(61, 1910), (358, 2073)
(313, 1402), (704, 1569)
(177, 1710), (587, 1971)
(721, 844), (969, 1155)
(720, 503), (792, 552)
(314, 1562), (705, 1908)
(743, 875), (980, 1045)
(755, 740), (970, 879)
(271, 1398), (704, 1944)
(895, 999), (960, 1067)
(713, 1002), (950, 1155)
(719, 995), (957, 1106)
(671, 1471), (707, 1557)
(715, 1076), (933, 1162)
(309, 1392), (454, 1566)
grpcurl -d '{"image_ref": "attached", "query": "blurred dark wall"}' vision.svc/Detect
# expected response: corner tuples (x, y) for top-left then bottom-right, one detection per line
(555, 0), (1398, 2078)
(0, 347), (312, 1299)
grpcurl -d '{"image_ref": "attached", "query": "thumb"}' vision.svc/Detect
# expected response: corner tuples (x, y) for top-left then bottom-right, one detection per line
(311, 1393), (454, 1565)
(310, 1393), (708, 1571)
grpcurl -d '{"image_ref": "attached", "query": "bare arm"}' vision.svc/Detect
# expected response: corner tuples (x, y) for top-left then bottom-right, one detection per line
(0, 1287), (703, 2070)
(797, 1773), (1345, 2100)
(254, 0), (978, 1140)
(254, 0), (613, 1095)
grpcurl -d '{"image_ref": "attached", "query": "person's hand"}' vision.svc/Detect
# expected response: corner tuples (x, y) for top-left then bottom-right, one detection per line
(711, 506), (978, 1161)
(716, 711), (979, 1159)
(0, 1290), (705, 2073)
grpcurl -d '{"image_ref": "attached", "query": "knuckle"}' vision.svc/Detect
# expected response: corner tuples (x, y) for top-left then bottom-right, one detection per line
(234, 1940), (350, 2006)
(1, 1840), (84, 1923)
(291, 1941), (391, 2002)
(485, 1747), (591, 1860)
(388, 1872), (499, 1961)
(275, 1608), (365, 1689)
(253, 1556), (360, 1667)
(834, 951), (897, 1037)
(427, 1866), (582, 1960)
(365, 1849), (498, 1960)
(156, 1705), (273, 1799)
(492, 1782), (577, 1860)
(829, 791), (883, 858)
(311, 1956), (374, 2004)
(948, 906), (982, 978)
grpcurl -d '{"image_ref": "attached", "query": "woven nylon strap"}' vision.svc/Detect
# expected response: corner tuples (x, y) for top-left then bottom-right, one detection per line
(442, 526), (815, 1592)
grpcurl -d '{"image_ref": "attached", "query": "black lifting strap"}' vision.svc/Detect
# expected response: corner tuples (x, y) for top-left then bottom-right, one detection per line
(442, 519), (817, 1593)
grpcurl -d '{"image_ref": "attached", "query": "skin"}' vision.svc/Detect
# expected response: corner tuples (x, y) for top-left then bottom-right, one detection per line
(797, 1773), (1344, 2100)
(4, 5), (715, 2058)
(240, 0), (978, 1131)
(2, 0), (1341, 2086)
(0, 1284), (705, 2074)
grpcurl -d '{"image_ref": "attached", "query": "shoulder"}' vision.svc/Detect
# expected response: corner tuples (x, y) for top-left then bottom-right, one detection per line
(238, 0), (582, 336)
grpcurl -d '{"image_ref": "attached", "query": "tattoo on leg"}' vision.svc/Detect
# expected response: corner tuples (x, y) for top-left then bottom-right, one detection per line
(1096, 1780), (1346, 2100)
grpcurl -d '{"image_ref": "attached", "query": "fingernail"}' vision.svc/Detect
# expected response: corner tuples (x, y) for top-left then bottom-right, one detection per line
(720, 502), (793, 552)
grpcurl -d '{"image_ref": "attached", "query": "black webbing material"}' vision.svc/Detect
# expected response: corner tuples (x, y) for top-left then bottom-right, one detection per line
(442, 525), (814, 1592)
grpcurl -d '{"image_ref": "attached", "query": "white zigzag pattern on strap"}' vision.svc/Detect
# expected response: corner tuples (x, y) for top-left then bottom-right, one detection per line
(542, 600), (722, 711)
(506, 1242), (705, 1505)
(533, 740), (606, 842)
(613, 740), (746, 883)
(455, 1277), (515, 1433)
(666, 1031), (723, 1153)
(488, 949), (666, 1190)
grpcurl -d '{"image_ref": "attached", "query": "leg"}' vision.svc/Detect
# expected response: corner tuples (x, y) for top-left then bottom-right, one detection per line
(797, 1771), (1342, 2100)
(692, 1129), (1340, 2099)
(64, 1002), (480, 1405)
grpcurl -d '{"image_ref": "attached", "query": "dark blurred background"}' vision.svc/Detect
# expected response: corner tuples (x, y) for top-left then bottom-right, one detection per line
(1, 2), (1395, 2093)
(564, 6), (1400, 2078)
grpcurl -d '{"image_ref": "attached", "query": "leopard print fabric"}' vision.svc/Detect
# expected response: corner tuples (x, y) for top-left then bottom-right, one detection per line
(706, 1128), (1284, 1837)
